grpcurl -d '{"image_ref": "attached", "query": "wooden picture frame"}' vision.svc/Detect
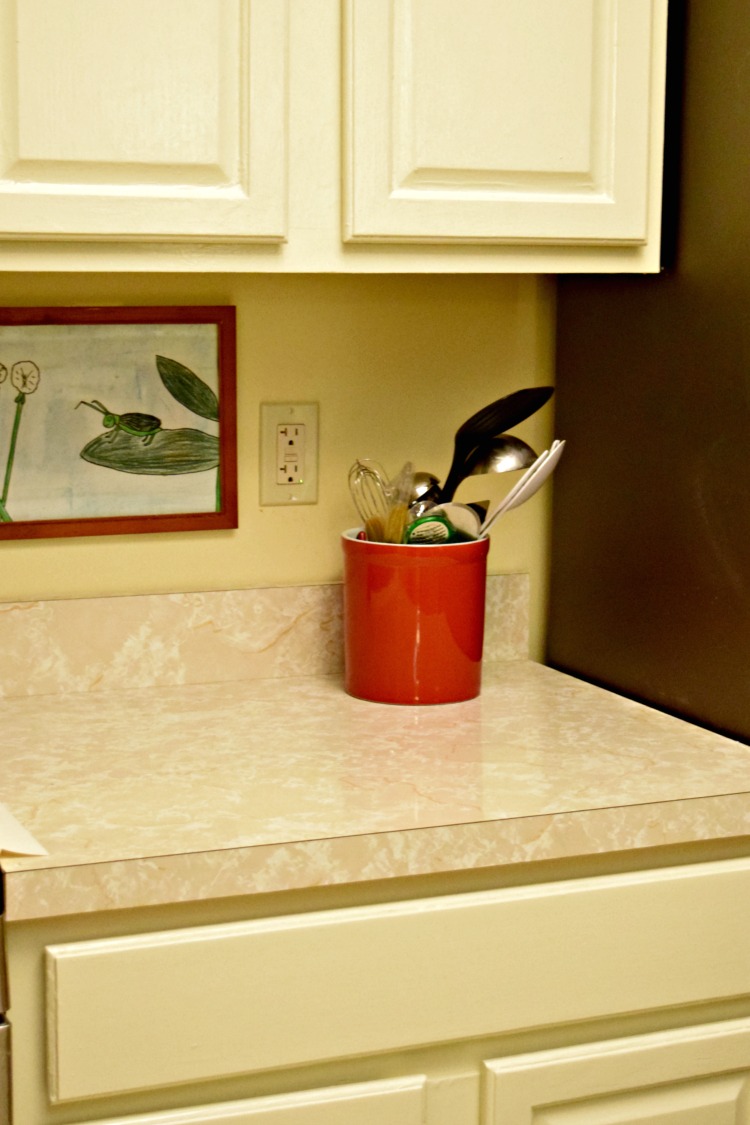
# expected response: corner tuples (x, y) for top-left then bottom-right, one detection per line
(0, 306), (237, 540)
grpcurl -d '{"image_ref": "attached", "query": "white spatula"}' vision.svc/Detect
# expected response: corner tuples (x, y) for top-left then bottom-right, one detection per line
(480, 440), (565, 536)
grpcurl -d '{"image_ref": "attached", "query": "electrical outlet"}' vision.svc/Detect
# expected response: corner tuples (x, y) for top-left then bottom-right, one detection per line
(260, 403), (319, 505)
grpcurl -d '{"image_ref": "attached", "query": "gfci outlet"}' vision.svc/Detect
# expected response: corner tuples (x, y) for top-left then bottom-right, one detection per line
(260, 403), (319, 505)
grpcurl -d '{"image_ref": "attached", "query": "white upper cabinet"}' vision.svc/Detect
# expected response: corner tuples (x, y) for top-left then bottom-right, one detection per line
(344, 0), (657, 246)
(0, 0), (668, 270)
(0, 0), (288, 242)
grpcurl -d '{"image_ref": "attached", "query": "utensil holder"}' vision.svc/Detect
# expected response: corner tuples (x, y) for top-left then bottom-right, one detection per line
(342, 530), (489, 705)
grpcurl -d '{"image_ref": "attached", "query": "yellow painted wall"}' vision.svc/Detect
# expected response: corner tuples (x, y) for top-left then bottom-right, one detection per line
(0, 272), (555, 655)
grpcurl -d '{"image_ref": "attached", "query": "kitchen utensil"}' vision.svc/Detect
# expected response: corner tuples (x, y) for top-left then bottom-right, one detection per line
(409, 471), (441, 506)
(436, 434), (539, 508)
(479, 439), (565, 536)
(435, 433), (538, 511)
(466, 434), (538, 477)
(411, 437), (535, 518)
(503, 438), (564, 508)
(348, 459), (390, 541)
(383, 461), (414, 544)
(438, 386), (553, 502)
(408, 497), (437, 522)
(500, 438), (565, 513)
(479, 444), (556, 531)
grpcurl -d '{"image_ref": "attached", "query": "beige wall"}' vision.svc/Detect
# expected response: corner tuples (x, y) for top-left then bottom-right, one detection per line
(0, 272), (555, 655)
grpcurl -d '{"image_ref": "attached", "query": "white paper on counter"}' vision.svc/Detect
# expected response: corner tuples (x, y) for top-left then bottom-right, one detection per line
(0, 803), (47, 855)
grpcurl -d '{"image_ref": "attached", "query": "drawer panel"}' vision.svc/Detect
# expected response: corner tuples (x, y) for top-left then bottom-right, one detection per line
(46, 858), (750, 1102)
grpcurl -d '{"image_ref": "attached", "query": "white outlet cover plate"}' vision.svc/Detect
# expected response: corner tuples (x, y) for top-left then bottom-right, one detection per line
(260, 402), (319, 505)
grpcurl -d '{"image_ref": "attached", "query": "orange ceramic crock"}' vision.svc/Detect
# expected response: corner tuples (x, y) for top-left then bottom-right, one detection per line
(342, 530), (489, 705)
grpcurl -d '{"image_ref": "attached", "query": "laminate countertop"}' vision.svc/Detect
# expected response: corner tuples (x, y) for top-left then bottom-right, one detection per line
(2, 661), (750, 922)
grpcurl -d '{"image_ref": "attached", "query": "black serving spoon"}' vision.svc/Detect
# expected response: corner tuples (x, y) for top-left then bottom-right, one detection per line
(437, 385), (554, 502)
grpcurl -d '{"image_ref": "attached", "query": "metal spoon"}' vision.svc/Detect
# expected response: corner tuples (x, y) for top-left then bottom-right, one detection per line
(423, 434), (538, 511)
(410, 471), (441, 505)
(438, 386), (553, 502)
(409, 437), (536, 517)
(465, 434), (537, 477)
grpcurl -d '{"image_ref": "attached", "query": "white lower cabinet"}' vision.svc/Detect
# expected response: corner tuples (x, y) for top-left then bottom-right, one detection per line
(7, 856), (750, 1123)
(34, 1020), (750, 1125)
(485, 1019), (750, 1124)
(60, 1074), (479, 1125)
(66, 1076), (430, 1125)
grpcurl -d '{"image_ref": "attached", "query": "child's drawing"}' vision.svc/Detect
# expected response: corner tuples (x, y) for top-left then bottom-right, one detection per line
(0, 307), (236, 539)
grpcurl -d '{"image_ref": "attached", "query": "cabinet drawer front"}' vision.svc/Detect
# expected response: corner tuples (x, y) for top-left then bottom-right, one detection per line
(46, 859), (750, 1102)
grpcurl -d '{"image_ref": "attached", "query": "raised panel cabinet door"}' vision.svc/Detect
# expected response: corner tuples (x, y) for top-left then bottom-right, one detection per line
(344, 0), (665, 245)
(484, 1018), (750, 1124)
(63, 1077), (429, 1125)
(0, 0), (288, 242)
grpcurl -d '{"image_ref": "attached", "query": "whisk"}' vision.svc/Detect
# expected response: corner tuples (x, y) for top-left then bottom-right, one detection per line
(348, 459), (390, 541)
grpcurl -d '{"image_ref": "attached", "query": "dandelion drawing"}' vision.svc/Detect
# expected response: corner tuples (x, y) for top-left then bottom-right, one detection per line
(1, 360), (41, 521)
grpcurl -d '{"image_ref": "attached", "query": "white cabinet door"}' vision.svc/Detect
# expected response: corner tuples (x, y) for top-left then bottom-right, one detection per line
(0, 1023), (8, 1125)
(344, 0), (662, 245)
(58, 1075), (480, 1124)
(65, 1077), (429, 1125)
(485, 1019), (750, 1123)
(0, 0), (288, 242)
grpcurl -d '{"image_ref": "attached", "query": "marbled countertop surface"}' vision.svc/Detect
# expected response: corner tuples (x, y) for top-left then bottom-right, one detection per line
(2, 661), (750, 921)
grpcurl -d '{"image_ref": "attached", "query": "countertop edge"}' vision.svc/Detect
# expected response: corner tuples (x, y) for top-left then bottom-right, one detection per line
(5, 790), (750, 922)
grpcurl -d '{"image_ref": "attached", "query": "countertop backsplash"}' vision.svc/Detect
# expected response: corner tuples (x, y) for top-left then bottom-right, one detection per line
(0, 573), (529, 699)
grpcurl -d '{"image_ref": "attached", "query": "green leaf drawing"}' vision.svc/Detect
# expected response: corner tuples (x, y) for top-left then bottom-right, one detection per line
(156, 355), (219, 421)
(81, 428), (219, 475)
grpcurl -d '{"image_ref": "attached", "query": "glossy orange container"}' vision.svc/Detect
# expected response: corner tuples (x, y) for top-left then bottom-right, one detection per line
(342, 529), (490, 705)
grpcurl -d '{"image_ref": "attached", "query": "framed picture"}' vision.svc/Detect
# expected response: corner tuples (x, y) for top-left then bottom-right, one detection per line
(0, 306), (237, 539)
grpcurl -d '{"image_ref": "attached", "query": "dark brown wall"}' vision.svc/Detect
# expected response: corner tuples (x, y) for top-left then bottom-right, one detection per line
(547, 0), (750, 741)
